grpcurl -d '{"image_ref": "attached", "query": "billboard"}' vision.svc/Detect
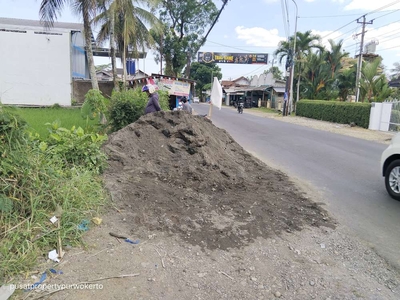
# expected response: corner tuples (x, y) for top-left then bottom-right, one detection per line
(157, 78), (190, 96)
(198, 52), (268, 64)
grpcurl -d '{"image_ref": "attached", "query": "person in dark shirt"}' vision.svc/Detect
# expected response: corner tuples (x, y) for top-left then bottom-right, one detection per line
(181, 96), (192, 114)
(142, 85), (161, 114)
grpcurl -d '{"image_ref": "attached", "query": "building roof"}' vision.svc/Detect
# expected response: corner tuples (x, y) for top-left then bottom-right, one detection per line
(0, 17), (83, 31)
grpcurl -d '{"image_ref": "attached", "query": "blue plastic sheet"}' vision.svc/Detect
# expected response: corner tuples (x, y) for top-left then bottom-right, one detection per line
(77, 219), (90, 231)
(125, 239), (140, 244)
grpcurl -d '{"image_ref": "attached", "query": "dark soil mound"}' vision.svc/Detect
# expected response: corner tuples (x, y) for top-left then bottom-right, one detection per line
(103, 111), (335, 250)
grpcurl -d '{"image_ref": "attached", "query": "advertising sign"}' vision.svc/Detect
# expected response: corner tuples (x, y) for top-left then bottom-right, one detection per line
(157, 78), (190, 96)
(198, 52), (268, 64)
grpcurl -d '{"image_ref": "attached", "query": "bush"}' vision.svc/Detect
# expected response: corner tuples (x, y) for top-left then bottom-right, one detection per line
(39, 121), (108, 173)
(108, 87), (170, 132)
(296, 100), (371, 128)
(81, 89), (107, 121)
(0, 108), (108, 282)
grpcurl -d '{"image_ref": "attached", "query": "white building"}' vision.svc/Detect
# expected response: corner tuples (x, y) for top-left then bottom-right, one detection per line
(0, 18), (88, 106)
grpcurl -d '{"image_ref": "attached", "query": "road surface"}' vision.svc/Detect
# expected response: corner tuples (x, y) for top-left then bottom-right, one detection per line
(193, 104), (400, 270)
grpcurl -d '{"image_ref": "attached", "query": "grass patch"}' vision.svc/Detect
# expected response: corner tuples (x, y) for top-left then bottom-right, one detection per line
(252, 107), (280, 114)
(0, 104), (108, 284)
(12, 107), (98, 139)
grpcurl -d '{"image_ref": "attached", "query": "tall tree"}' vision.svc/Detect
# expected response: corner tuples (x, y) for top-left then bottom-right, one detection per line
(264, 66), (283, 80)
(40, 0), (99, 90)
(189, 62), (222, 98)
(325, 39), (349, 79)
(95, 0), (161, 89)
(151, 0), (220, 77)
(275, 30), (322, 104)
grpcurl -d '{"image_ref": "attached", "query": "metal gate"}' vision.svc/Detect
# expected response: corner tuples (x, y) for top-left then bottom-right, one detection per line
(387, 100), (400, 131)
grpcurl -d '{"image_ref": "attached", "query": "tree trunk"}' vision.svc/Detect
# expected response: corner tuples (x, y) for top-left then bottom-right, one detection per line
(83, 8), (99, 90)
(122, 20), (128, 90)
(296, 72), (301, 105)
(110, 9), (119, 91)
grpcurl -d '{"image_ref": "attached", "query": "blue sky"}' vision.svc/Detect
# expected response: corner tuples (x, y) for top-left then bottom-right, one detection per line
(1, 0), (400, 80)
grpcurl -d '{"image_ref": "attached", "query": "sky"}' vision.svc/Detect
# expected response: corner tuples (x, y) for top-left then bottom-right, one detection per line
(1, 0), (400, 80)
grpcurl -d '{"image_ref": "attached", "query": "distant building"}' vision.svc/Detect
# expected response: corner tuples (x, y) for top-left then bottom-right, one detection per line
(0, 17), (89, 106)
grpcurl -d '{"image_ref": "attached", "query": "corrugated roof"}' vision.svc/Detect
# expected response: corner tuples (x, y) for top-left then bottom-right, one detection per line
(0, 17), (83, 31)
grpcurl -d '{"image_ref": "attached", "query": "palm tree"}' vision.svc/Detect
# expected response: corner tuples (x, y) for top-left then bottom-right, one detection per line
(325, 39), (349, 79)
(301, 51), (331, 99)
(275, 31), (322, 103)
(40, 0), (99, 90)
(293, 31), (323, 103)
(360, 58), (390, 102)
(337, 67), (356, 101)
(95, 0), (161, 89)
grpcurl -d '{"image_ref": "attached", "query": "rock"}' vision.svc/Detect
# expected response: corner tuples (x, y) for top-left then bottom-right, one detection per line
(294, 249), (301, 255)
(251, 277), (258, 282)
(147, 278), (155, 282)
(197, 272), (207, 278)
(320, 243), (326, 249)
(275, 291), (282, 298)
(309, 280), (315, 286)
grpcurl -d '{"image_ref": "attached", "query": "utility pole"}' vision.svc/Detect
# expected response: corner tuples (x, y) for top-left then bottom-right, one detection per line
(355, 15), (373, 102)
(289, 0), (298, 114)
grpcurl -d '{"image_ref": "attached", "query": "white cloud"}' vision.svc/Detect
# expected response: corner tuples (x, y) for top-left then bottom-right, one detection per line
(224, 34), (229, 39)
(263, 0), (279, 3)
(235, 26), (286, 48)
(305, 0), (316, 2)
(344, 0), (400, 11)
(312, 23), (400, 67)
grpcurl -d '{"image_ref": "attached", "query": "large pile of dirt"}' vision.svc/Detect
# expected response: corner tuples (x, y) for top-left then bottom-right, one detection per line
(102, 111), (335, 250)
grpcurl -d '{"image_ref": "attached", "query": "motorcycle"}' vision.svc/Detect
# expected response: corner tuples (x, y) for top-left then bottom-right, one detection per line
(237, 102), (244, 114)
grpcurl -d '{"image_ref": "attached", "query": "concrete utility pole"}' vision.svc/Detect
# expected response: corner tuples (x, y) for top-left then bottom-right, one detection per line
(355, 15), (373, 102)
(289, 0), (298, 114)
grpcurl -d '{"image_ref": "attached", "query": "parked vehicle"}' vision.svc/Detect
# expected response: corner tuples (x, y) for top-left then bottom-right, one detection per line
(381, 133), (400, 200)
(193, 97), (200, 103)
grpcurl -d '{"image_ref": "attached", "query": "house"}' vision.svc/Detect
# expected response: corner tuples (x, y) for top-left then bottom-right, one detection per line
(224, 72), (286, 109)
(96, 68), (148, 81)
(0, 17), (89, 106)
(221, 76), (251, 105)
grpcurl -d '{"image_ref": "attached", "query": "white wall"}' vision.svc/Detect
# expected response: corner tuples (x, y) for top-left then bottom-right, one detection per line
(0, 29), (71, 106)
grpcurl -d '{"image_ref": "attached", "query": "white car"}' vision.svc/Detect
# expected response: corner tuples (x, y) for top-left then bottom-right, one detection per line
(381, 133), (400, 200)
(193, 97), (200, 103)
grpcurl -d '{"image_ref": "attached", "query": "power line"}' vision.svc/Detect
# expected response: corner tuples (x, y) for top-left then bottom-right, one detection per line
(371, 9), (400, 21)
(367, 0), (400, 15)
(323, 1), (400, 40)
(299, 13), (361, 19)
(379, 44), (400, 51)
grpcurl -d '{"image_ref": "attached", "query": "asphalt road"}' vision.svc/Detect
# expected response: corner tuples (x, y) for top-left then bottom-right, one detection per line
(193, 104), (400, 270)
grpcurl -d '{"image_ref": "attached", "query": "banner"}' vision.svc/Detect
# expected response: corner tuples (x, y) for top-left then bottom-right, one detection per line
(198, 52), (268, 64)
(157, 78), (190, 96)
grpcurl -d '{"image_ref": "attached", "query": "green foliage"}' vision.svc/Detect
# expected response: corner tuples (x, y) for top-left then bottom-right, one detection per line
(81, 89), (107, 121)
(0, 105), (27, 146)
(264, 66), (283, 80)
(13, 107), (98, 139)
(108, 87), (169, 132)
(190, 62), (222, 97)
(0, 108), (108, 281)
(151, 0), (218, 76)
(296, 100), (371, 128)
(40, 121), (108, 173)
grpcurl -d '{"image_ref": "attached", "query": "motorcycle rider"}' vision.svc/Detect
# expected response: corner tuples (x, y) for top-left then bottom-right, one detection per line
(237, 97), (244, 113)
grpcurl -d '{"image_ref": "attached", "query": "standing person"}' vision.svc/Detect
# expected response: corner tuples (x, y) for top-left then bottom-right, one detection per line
(181, 96), (192, 114)
(142, 85), (161, 114)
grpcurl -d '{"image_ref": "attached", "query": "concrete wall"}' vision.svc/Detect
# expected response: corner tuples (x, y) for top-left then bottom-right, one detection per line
(72, 80), (114, 104)
(0, 29), (72, 106)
